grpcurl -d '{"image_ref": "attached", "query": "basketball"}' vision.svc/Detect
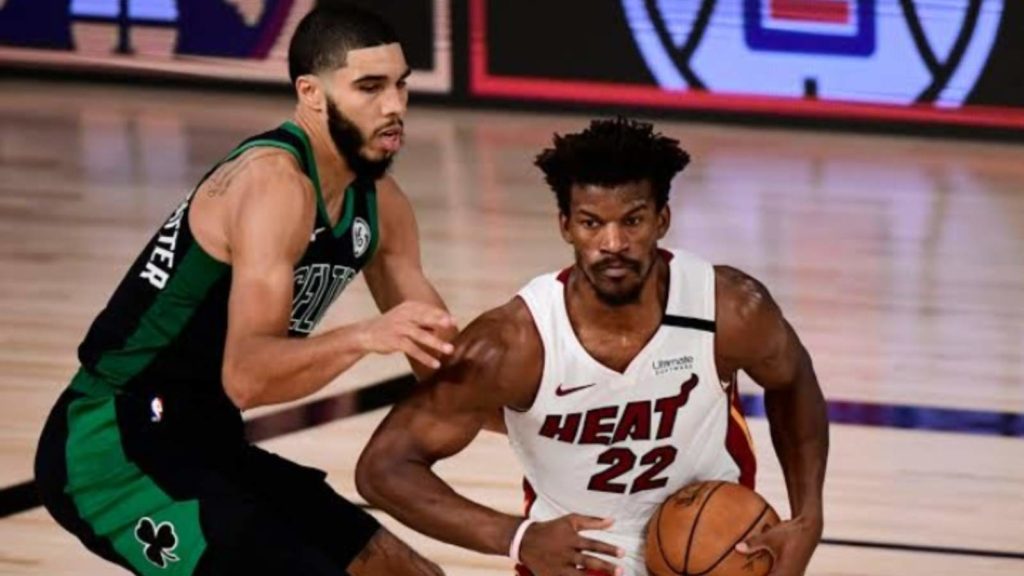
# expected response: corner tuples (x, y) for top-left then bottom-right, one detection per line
(645, 481), (780, 576)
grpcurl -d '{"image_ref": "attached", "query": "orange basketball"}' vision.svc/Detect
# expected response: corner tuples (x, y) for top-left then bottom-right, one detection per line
(645, 481), (780, 576)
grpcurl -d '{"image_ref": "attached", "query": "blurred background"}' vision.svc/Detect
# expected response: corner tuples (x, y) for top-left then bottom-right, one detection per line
(2, 0), (1024, 133)
(1, 2), (1022, 575)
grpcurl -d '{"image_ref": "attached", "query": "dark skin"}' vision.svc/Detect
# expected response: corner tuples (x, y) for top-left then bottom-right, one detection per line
(357, 181), (828, 576)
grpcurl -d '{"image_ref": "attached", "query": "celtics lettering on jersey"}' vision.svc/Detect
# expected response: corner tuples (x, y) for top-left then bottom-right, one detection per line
(289, 214), (375, 335)
(290, 264), (357, 334)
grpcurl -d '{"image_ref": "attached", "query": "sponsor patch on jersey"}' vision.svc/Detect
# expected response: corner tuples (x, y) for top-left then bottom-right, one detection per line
(652, 355), (694, 376)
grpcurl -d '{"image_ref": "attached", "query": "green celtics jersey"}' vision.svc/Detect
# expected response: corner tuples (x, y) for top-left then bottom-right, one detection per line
(73, 121), (379, 422)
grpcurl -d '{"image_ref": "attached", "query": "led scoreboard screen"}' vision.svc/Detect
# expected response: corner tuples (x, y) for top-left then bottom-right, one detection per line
(2, 0), (1023, 131)
(472, 0), (1024, 131)
(0, 0), (451, 94)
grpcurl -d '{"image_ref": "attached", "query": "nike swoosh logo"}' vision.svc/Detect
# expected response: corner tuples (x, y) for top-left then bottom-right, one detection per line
(555, 382), (597, 397)
(310, 227), (327, 242)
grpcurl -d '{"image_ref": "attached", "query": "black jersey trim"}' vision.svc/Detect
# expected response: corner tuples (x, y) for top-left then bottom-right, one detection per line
(279, 122), (346, 236)
(330, 183), (357, 238)
(661, 315), (716, 333)
(364, 182), (380, 261)
(235, 127), (312, 175)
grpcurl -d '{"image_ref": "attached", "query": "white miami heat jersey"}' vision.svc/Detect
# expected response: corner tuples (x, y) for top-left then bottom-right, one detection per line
(504, 248), (756, 576)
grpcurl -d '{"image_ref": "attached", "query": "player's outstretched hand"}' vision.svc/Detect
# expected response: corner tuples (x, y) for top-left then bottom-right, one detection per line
(519, 514), (624, 576)
(359, 301), (455, 368)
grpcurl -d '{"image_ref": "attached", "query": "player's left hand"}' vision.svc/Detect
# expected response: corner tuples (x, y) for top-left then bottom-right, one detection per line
(734, 515), (822, 576)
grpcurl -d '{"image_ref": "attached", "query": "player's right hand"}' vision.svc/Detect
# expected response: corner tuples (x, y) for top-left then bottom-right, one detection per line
(519, 514), (624, 576)
(358, 301), (455, 368)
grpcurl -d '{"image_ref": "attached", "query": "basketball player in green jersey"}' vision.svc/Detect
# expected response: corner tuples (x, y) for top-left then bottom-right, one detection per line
(35, 5), (453, 575)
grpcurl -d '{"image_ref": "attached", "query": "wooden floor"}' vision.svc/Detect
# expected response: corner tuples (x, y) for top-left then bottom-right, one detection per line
(1, 79), (1022, 575)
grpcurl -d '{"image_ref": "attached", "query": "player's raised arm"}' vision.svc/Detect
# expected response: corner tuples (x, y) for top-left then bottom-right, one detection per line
(357, 299), (625, 576)
(714, 265), (829, 576)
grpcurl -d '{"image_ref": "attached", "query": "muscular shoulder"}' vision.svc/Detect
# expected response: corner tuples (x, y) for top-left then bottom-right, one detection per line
(193, 147), (315, 263)
(367, 176), (416, 254)
(213, 148), (316, 263)
(460, 297), (539, 354)
(714, 266), (786, 371)
(441, 297), (543, 409)
(715, 266), (777, 325)
(374, 175), (406, 200)
(204, 147), (315, 224)
(375, 176), (415, 221)
(231, 148), (311, 201)
(203, 147), (304, 193)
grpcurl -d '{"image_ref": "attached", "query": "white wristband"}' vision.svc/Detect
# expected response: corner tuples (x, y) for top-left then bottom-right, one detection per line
(508, 519), (534, 563)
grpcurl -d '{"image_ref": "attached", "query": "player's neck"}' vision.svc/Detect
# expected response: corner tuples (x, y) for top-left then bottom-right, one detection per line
(567, 257), (669, 334)
(292, 112), (357, 206)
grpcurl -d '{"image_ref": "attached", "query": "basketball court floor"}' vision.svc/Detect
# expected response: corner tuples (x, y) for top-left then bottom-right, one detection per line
(0, 79), (1021, 575)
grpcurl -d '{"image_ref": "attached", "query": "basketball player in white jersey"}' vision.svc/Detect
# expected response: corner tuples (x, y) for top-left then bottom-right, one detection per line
(356, 118), (828, 576)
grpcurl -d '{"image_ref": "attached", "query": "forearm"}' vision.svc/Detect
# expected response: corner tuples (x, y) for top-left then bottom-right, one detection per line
(765, 358), (829, 521)
(357, 457), (521, 556)
(370, 271), (456, 382)
(224, 323), (368, 409)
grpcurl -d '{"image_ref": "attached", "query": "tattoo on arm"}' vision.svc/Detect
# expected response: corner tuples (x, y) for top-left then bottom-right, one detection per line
(205, 149), (285, 197)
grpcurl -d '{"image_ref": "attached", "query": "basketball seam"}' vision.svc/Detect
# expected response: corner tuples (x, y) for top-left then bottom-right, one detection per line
(683, 481), (725, 576)
(652, 500), (678, 575)
(692, 502), (771, 576)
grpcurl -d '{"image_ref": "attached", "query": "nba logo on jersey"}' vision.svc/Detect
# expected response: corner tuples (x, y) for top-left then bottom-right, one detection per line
(744, 0), (875, 55)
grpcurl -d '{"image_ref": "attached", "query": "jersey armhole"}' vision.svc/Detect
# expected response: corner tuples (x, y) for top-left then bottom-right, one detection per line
(505, 291), (551, 415)
(704, 260), (729, 394)
(364, 181), (380, 260)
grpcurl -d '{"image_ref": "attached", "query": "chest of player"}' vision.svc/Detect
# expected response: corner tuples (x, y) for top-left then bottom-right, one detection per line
(532, 327), (723, 451)
(508, 327), (729, 504)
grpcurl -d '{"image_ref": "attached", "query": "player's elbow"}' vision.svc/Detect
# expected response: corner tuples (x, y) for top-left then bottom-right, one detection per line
(355, 447), (385, 505)
(222, 357), (267, 410)
(223, 373), (259, 410)
(355, 442), (403, 508)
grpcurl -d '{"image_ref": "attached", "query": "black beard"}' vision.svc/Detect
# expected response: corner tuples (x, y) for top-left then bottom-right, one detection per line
(582, 254), (650, 307)
(593, 283), (642, 307)
(326, 98), (393, 181)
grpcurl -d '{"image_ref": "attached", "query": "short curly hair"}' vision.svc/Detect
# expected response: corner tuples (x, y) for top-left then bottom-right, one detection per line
(534, 117), (690, 215)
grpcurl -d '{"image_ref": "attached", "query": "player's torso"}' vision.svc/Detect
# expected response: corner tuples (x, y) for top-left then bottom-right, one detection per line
(74, 122), (378, 405)
(504, 249), (755, 574)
